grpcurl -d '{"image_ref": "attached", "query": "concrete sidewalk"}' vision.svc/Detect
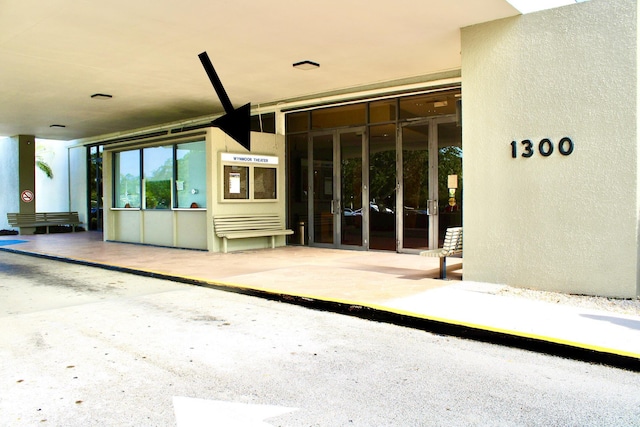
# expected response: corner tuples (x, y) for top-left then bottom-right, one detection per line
(1, 232), (638, 368)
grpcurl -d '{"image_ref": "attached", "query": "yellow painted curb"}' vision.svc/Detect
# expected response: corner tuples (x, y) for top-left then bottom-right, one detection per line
(3, 247), (639, 362)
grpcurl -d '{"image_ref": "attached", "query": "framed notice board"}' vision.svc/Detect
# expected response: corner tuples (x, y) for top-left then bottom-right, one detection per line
(219, 152), (278, 203)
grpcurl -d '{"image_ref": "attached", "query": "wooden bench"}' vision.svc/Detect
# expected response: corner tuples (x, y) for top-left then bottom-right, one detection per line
(7, 212), (82, 234)
(213, 214), (293, 253)
(420, 226), (463, 279)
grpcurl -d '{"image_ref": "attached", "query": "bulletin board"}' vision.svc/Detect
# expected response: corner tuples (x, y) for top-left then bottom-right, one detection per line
(219, 152), (279, 203)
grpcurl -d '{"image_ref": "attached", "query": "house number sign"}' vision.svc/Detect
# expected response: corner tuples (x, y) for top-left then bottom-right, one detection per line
(510, 137), (574, 158)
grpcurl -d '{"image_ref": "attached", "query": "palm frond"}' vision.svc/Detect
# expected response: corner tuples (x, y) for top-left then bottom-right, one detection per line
(36, 160), (54, 179)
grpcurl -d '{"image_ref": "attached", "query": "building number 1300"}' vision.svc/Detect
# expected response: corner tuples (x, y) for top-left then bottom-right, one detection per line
(510, 137), (574, 158)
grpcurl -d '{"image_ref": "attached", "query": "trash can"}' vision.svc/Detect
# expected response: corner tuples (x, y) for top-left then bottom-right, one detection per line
(298, 221), (306, 245)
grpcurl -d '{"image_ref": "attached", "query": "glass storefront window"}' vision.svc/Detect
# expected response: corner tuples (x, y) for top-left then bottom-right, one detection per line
(286, 87), (461, 252)
(399, 90), (459, 120)
(286, 112), (309, 133)
(143, 146), (173, 209)
(176, 141), (206, 208)
(369, 100), (397, 124)
(312, 104), (366, 130)
(251, 113), (276, 133)
(114, 150), (141, 208)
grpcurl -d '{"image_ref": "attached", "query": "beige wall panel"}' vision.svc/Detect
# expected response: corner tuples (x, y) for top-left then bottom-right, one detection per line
(209, 129), (287, 253)
(113, 210), (141, 243)
(461, 0), (638, 297)
(175, 210), (208, 250)
(142, 211), (174, 247)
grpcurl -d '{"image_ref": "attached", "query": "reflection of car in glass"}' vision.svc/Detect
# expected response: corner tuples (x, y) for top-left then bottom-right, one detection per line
(370, 202), (393, 214)
(403, 206), (428, 229)
(343, 208), (363, 216)
(404, 206), (428, 215)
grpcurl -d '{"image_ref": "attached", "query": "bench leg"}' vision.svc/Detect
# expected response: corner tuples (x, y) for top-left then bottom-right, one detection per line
(223, 237), (228, 254)
(439, 257), (447, 280)
(270, 236), (275, 249)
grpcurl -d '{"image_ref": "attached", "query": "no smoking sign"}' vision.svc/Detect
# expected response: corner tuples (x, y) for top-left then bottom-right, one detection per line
(21, 190), (34, 203)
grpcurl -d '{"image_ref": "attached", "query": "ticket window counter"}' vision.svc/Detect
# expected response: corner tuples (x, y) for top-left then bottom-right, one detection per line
(103, 128), (286, 252)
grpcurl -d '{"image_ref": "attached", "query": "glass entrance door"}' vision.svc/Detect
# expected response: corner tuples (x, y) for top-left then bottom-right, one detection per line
(311, 133), (334, 245)
(401, 122), (432, 250)
(339, 130), (364, 247)
(309, 129), (366, 248)
(308, 118), (461, 252)
(88, 145), (103, 231)
(369, 124), (397, 250)
(436, 121), (463, 244)
(399, 117), (461, 252)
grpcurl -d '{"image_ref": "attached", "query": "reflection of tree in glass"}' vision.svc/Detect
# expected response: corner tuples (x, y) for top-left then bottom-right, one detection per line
(36, 144), (54, 179)
(89, 151), (99, 207)
(146, 181), (171, 208)
(370, 150), (396, 210)
(341, 158), (362, 209)
(176, 152), (192, 207)
(119, 173), (140, 207)
(403, 150), (428, 209)
(145, 156), (173, 209)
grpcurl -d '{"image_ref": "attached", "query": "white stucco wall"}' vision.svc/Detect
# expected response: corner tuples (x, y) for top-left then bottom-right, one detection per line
(461, 0), (638, 297)
(0, 137), (19, 230)
(69, 146), (88, 225)
(637, 0), (640, 295)
(35, 139), (70, 213)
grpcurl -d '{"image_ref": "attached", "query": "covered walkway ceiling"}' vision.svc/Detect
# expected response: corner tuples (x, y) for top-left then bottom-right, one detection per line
(1, 0), (521, 141)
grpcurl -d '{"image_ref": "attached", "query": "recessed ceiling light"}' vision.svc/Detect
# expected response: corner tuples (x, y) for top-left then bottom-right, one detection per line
(49, 124), (66, 128)
(293, 60), (320, 70)
(91, 93), (113, 100)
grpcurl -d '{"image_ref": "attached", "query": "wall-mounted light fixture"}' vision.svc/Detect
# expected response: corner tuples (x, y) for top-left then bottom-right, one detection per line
(448, 175), (458, 208)
(293, 60), (320, 70)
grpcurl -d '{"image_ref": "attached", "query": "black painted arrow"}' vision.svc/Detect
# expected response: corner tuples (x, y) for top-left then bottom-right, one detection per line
(198, 51), (251, 151)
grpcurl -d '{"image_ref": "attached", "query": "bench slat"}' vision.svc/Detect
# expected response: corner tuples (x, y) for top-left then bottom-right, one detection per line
(218, 230), (293, 239)
(7, 212), (82, 234)
(419, 227), (463, 280)
(213, 214), (292, 253)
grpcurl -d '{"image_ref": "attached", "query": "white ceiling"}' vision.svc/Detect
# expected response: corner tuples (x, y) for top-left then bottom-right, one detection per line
(0, 0), (519, 141)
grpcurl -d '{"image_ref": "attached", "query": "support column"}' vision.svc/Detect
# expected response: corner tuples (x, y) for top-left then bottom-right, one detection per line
(14, 135), (36, 234)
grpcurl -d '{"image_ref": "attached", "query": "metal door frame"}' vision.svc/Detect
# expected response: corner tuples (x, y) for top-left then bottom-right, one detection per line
(308, 128), (368, 249)
(397, 116), (457, 253)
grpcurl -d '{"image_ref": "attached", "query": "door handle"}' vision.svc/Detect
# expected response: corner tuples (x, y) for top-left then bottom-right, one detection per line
(331, 200), (340, 215)
(427, 199), (438, 216)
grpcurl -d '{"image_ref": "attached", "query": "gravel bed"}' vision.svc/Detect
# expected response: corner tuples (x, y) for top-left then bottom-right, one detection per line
(495, 286), (640, 317)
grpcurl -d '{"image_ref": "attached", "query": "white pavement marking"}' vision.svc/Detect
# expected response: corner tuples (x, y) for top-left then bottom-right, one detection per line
(173, 396), (298, 427)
